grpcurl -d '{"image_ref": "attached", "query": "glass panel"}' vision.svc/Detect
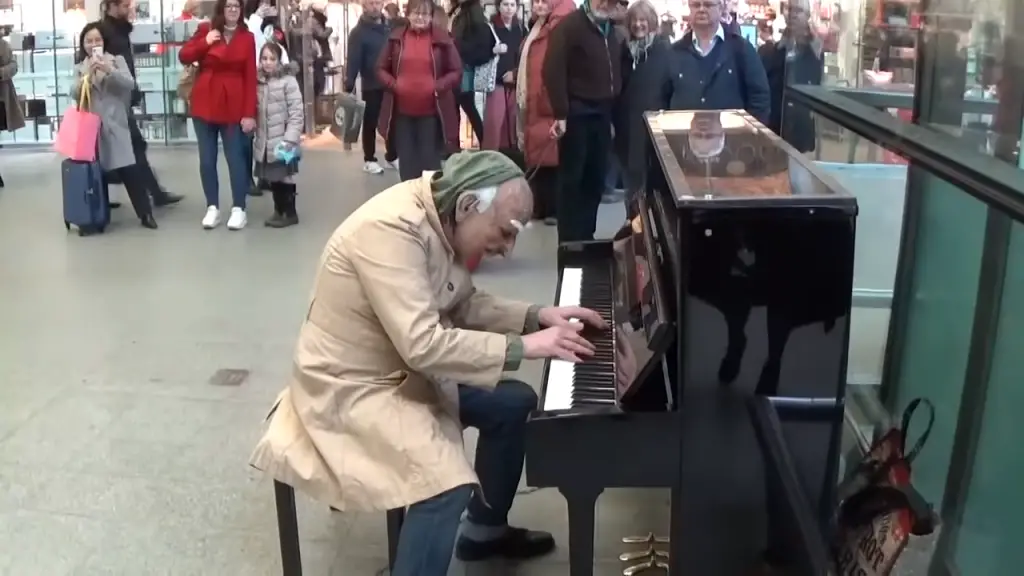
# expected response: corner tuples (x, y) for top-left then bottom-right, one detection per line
(890, 171), (987, 507)
(782, 103), (907, 394)
(953, 220), (1024, 574)
(0, 0), (67, 144)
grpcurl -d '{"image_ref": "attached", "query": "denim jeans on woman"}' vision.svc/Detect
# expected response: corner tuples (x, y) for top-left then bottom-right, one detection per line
(192, 118), (250, 210)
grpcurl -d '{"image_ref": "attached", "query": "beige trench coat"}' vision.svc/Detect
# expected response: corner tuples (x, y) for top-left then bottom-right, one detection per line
(250, 175), (534, 512)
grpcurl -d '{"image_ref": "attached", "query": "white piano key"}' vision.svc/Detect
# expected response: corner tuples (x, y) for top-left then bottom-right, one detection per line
(541, 267), (583, 411)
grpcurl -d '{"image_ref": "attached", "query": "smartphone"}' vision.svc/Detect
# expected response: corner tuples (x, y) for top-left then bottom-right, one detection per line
(91, 46), (103, 58)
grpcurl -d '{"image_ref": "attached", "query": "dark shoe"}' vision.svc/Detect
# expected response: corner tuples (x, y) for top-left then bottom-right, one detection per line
(455, 527), (555, 562)
(249, 181), (264, 197)
(265, 212), (299, 228)
(543, 217), (557, 226)
(140, 214), (158, 229)
(717, 334), (747, 384)
(152, 192), (183, 207)
(110, 201), (123, 209)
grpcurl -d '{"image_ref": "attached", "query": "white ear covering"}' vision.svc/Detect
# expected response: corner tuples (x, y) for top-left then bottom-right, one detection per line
(472, 186), (498, 213)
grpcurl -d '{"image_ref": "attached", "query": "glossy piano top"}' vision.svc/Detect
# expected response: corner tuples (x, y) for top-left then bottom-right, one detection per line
(645, 110), (856, 210)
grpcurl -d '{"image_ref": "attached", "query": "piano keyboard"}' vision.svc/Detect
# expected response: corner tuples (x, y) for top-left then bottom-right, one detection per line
(542, 266), (617, 411)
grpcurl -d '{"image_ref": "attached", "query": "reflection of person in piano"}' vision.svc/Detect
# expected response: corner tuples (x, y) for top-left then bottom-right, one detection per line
(250, 150), (607, 575)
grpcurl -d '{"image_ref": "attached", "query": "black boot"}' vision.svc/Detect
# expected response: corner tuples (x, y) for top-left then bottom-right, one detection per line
(283, 183), (299, 226)
(266, 183), (299, 228)
(140, 214), (158, 229)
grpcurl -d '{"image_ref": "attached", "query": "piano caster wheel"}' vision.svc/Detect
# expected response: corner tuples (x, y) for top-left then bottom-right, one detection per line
(619, 549), (669, 562)
(622, 533), (669, 545)
(622, 556), (669, 575)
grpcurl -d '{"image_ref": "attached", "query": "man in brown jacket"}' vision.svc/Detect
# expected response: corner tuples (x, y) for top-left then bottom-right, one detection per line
(251, 151), (605, 575)
(543, 0), (629, 242)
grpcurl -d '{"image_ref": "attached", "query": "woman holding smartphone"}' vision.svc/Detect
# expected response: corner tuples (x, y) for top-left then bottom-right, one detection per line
(72, 22), (157, 230)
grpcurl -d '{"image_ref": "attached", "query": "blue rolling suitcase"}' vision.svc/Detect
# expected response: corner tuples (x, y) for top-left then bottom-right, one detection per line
(61, 159), (109, 235)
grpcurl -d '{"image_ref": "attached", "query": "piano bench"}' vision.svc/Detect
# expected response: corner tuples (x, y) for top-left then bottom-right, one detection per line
(273, 480), (407, 576)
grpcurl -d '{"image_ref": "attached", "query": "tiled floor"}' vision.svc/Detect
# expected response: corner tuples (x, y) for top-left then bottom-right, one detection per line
(0, 147), (887, 575)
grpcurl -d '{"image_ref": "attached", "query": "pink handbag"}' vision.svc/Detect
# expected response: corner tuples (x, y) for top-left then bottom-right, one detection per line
(54, 76), (101, 162)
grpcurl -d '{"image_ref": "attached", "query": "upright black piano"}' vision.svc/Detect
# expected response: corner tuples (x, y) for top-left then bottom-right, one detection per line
(525, 110), (855, 575)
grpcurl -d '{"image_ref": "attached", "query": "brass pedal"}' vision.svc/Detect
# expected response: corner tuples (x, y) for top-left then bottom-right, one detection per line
(622, 533), (656, 544)
(619, 549), (669, 562)
(622, 556), (669, 575)
(621, 533), (670, 545)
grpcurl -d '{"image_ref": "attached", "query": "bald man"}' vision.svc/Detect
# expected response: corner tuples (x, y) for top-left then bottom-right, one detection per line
(252, 151), (606, 575)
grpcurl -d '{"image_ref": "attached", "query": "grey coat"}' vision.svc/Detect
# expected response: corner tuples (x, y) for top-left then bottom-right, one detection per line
(70, 54), (136, 171)
(253, 64), (303, 162)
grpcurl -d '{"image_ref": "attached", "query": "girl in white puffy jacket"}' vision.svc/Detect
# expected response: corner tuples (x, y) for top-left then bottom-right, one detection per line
(253, 42), (304, 228)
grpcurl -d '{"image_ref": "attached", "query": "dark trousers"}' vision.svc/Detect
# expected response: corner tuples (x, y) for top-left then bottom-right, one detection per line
(455, 89), (483, 144)
(127, 113), (166, 197)
(529, 165), (558, 220)
(392, 380), (537, 576)
(393, 114), (442, 182)
(362, 90), (397, 163)
(557, 114), (611, 242)
(103, 164), (152, 219)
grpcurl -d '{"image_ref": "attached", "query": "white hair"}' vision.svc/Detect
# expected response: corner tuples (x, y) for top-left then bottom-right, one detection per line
(470, 186), (499, 212)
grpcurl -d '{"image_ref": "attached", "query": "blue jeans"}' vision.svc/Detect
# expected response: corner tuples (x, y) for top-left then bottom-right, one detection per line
(193, 118), (249, 210)
(391, 379), (538, 576)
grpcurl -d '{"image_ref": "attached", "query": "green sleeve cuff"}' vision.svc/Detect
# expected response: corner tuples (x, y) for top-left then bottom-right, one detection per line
(524, 305), (542, 334)
(504, 335), (524, 371)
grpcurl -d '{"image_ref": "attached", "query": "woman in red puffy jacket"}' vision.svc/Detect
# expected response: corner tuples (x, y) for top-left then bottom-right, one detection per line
(179, 0), (258, 231)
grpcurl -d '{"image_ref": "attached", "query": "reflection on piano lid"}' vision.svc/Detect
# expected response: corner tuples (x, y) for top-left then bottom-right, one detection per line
(644, 109), (855, 208)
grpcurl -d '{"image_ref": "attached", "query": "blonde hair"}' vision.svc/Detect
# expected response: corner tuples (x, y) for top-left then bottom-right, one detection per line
(626, 0), (659, 34)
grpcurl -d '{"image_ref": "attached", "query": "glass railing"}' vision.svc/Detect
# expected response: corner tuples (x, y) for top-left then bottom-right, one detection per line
(784, 79), (1024, 575)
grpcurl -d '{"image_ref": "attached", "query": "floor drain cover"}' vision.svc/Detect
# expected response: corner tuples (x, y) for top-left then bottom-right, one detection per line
(209, 369), (250, 387)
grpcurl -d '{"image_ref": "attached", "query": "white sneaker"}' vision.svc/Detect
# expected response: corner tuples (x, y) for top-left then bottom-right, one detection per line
(226, 207), (247, 231)
(201, 206), (221, 229)
(363, 161), (384, 175)
(385, 158), (399, 171)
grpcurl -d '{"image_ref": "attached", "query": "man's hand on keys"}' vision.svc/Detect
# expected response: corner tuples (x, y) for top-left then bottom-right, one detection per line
(521, 324), (596, 363)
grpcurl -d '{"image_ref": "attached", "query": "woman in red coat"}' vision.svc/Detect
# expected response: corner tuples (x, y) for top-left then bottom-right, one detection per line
(180, 0), (258, 231)
(376, 0), (462, 182)
(517, 0), (574, 224)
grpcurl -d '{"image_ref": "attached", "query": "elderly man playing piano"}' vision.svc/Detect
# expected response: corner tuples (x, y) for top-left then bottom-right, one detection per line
(250, 150), (605, 575)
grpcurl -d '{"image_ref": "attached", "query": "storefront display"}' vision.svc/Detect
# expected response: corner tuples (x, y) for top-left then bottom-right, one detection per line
(0, 0), (365, 145)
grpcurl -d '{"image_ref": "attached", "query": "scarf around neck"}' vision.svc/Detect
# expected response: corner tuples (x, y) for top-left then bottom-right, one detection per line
(628, 33), (656, 65)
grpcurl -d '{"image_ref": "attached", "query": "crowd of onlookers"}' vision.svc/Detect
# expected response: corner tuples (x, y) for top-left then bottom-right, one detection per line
(0, 0), (823, 237)
(343, 0), (822, 242)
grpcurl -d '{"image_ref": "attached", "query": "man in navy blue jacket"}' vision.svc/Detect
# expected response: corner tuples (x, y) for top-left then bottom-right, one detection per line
(345, 0), (395, 174)
(658, 0), (770, 125)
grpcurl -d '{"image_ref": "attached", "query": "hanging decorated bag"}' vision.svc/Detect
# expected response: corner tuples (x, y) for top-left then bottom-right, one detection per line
(833, 398), (938, 576)
(471, 24), (500, 93)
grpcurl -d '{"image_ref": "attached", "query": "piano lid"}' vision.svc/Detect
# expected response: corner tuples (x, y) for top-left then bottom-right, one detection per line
(645, 109), (856, 210)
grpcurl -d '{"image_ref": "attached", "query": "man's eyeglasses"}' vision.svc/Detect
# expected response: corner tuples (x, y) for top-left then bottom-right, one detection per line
(688, 1), (720, 9)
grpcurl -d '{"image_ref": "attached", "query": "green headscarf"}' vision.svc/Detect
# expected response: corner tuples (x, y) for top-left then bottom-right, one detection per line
(431, 150), (525, 216)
